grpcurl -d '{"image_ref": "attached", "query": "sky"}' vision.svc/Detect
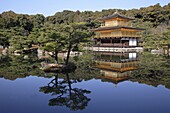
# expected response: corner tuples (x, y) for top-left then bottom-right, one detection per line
(0, 0), (169, 16)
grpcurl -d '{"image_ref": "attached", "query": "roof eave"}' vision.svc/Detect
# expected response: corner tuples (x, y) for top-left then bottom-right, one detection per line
(99, 15), (135, 21)
(91, 26), (145, 31)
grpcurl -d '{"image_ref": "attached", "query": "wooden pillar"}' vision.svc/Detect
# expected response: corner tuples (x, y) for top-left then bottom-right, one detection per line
(110, 55), (112, 61)
(110, 38), (112, 43)
(110, 38), (112, 46)
(120, 38), (122, 48)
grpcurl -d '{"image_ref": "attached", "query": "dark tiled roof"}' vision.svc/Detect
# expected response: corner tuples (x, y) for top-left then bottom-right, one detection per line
(91, 26), (145, 31)
(99, 12), (134, 21)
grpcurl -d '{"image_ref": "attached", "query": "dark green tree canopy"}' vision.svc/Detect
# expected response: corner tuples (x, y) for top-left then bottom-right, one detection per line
(0, 3), (170, 50)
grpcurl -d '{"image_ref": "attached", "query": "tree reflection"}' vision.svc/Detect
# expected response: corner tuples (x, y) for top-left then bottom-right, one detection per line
(39, 73), (91, 111)
(131, 52), (170, 89)
(0, 54), (46, 80)
(92, 51), (170, 89)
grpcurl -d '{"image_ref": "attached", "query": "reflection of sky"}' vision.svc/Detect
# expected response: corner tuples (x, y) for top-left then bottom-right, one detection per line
(0, 77), (170, 113)
(0, 77), (61, 113)
(75, 80), (170, 113)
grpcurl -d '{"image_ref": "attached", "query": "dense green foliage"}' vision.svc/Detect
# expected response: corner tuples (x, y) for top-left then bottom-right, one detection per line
(0, 3), (170, 51)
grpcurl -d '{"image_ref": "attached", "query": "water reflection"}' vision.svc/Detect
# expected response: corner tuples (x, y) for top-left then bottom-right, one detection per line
(0, 52), (170, 113)
(0, 51), (170, 89)
(1, 51), (170, 89)
(130, 52), (170, 89)
(93, 52), (139, 84)
(93, 51), (170, 89)
(0, 54), (46, 80)
(40, 73), (91, 111)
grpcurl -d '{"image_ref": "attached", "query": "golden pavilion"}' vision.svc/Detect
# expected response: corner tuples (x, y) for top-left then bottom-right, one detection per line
(92, 12), (144, 52)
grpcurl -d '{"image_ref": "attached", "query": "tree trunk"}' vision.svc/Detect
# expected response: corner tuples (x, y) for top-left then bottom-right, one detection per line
(55, 75), (58, 85)
(66, 73), (72, 96)
(55, 48), (59, 64)
(65, 34), (72, 65)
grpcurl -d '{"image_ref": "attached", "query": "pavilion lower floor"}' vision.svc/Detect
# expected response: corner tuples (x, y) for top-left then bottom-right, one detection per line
(94, 38), (140, 48)
(91, 46), (143, 52)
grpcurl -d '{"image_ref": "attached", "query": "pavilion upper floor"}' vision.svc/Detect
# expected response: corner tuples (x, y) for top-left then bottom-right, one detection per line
(99, 12), (135, 27)
(93, 27), (143, 38)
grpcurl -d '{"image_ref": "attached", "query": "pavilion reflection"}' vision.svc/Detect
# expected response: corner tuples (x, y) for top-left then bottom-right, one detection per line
(93, 52), (140, 84)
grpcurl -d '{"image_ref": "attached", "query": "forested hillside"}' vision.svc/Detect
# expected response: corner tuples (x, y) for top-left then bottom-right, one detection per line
(0, 3), (170, 51)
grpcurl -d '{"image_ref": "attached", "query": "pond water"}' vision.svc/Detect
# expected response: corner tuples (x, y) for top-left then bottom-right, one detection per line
(0, 52), (170, 113)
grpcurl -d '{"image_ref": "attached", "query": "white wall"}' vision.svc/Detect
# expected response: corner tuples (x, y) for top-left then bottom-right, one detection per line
(129, 39), (137, 46)
(129, 53), (137, 59)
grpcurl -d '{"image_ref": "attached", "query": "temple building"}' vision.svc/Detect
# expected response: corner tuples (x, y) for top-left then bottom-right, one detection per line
(92, 12), (144, 52)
